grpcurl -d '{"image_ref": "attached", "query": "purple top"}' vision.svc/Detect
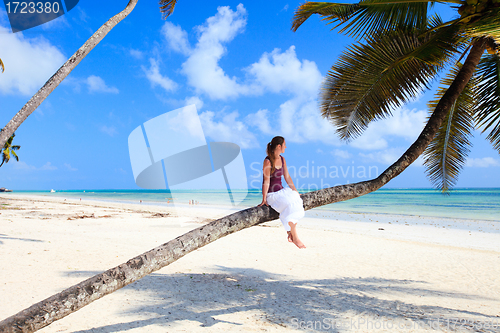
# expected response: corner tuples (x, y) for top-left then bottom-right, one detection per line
(265, 155), (284, 193)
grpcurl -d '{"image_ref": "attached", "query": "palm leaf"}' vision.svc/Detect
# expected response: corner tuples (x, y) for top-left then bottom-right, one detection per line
(464, 8), (500, 41)
(159, 0), (178, 19)
(423, 64), (476, 191)
(320, 29), (461, 140)
(393, 22), (466, 67)
(0, 58), (4, 73)
(292, 2), (359, 32)
(475, 53), (500, 151)
(292, 0), (460, 39)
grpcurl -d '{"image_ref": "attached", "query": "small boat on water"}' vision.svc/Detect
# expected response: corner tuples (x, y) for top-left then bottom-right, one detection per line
(0, 187), (13, 192)
(50, 189), (56, 193)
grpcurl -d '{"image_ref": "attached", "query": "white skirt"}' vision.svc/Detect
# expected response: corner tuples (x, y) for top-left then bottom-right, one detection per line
(266, 187), (305, 231)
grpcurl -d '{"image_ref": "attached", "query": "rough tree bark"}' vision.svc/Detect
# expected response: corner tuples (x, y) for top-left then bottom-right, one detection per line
(0, 40), (486, 333)
(0, 0), (138, 148)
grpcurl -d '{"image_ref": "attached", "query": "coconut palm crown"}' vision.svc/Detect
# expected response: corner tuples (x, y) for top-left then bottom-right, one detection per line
(0, 132), (20, 167)
(292, 0), (500, 191)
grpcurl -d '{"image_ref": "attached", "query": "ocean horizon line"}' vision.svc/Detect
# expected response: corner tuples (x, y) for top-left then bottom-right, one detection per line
(6, 187), (500, 192)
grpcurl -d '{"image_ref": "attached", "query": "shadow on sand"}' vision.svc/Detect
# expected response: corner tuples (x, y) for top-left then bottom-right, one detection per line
(0, 233), (44, 245)
(66, 266), (498, 332)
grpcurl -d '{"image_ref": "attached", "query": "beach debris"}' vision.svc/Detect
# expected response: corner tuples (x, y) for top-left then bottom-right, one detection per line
(378, 228), (384, 230)
(67, 213), (95, 220)
(149, 212), (170, 218)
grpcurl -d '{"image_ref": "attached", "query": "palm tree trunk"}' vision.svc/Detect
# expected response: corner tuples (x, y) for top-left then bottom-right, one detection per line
(0, 0), (138, 149)
(0, 40), (487, 333)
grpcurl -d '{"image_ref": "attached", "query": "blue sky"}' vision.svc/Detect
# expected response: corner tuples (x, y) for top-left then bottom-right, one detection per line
(0, 0), (499, 191)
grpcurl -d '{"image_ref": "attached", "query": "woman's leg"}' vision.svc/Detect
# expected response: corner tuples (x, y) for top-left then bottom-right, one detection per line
(288, 222), (306, 248)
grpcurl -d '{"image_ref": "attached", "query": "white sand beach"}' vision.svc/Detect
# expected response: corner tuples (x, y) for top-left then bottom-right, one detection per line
(1, 194), (499, 332)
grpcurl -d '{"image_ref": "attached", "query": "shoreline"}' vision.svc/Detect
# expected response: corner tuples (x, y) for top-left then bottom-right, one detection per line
(3, 188), (500, 222)
(2, 193), (499, 252)
(1, 194), (499, 332)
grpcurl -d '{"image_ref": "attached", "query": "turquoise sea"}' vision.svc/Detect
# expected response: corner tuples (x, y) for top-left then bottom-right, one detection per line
(6, 188), (500, 222)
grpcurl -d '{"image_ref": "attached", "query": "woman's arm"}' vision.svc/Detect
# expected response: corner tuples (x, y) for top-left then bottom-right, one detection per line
(283, 157), (298, 192)
(258, 159), (272, 206)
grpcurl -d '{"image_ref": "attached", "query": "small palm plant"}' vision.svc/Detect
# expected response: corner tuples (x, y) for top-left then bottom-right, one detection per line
(292, 0), (500, 191)
(0, 132), (20, 167)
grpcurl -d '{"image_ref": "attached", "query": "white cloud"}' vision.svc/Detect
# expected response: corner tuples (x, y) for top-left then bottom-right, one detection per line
(10, 161), (59, 171)
(142, 58), (177, 92)
(466, 157), (500, 167)
(86, 75), (119, 94)
(277, 98), (340, 145)
(64, 163), (78, 171)
(175, 7), (323, 102)
(115, 168), (127, 175)
(245, 109), (272, 134)
(40, 162), (57, 170)
(40, 15), (69, 30)
(77, 7), (89, 23)
(247, 46), (322, 97)
(350, 108), (427, 150)
(129, 49), (144, 59)
(162, 21), (191, 55)
(181, 4), (249, 100)
(358, 150), (423, 167)
(11, 161), (37, 170)
(100, 125), (117, 137)
(359, 148), (405, 165)
(200, 110), (258, 149)
(185, 96), (204, 111)
(159, 5), (335, 148)
(0, 23), (66, 95)
(332, 149), (351, 159)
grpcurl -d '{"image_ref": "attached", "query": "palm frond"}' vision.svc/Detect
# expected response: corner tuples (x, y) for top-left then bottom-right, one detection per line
(464, 8), (500, 40)
(423, 64), (476, 191)
(159, 0), (178, 19)
(292, 0), (458, 39)
(426, 13), (443, 29)
(475, 53), (500, 151)
(394, 23), (466, 67)
(321, 30), (451, 140)
(0, 58), (4, 73)
(292, 2), (359, 31)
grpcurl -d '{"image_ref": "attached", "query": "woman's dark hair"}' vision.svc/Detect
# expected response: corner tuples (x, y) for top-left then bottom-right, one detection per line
(266, 136), (285, 173)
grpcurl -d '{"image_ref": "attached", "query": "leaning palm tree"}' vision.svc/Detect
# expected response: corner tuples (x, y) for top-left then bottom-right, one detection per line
(0, 0), (138, 148)
(292, 0), (500, 191)
(0, 0), (180, 149)
(0, 132), (20, 167)
(0, 1), (141, 147)
(3, 1), (499, 332)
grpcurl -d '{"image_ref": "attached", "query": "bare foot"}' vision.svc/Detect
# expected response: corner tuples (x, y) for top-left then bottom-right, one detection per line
(292, 238), (306, 249)
(288, 222), (306, 249)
